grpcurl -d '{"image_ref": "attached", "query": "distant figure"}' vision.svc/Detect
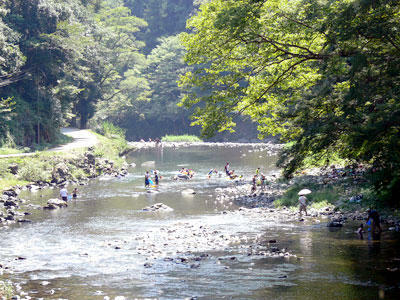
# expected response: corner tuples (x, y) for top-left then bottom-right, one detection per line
(208, 169), (218, 178)
(357, 223), (364, 239)
(255, 167), (260, 176)
(299, 195), (308, 218)
(145, 171), (150, 187)
(251, 175), (257, 194)
(225, 162), (230, 176)
(148, 138), (152, 142)
(72, 188), (78, 199)
(260, 174), (266, 190)
(154, 171), (159, 185)
(367, 209), (382, 233)
(60, 186), (68, 201)
(155, 138), (161, 146)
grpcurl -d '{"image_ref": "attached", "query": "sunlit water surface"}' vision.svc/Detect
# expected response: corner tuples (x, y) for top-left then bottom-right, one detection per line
(0, 146), (399, 299)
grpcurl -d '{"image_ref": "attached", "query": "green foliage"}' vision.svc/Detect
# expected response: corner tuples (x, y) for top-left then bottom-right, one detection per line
(161, 134), (202, 142)
(100, 121), (126, 139)
(0, 280), (14, 299)
(275, 182), (341, 208)
(180, 0), (400, 204)
(17, 159), (51, 182)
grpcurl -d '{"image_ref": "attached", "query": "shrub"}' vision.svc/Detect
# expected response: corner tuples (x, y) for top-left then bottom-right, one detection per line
(0, 280), (14, 299)
(17, 159), (51, 182)
(161, 134), (202, 142)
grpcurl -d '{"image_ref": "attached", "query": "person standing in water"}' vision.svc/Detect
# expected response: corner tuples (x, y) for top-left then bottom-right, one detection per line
(367, 209), (382, 233)
(72, 188), (78, 199)
(154, 170), (159, 185)
(299, 195), (308, 218)
(224, 162), (230, 176)
(60, 186), (68, 201)
(145, 171), (150, 188)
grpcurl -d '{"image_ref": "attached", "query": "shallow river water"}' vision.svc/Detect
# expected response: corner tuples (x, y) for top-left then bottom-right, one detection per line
(1, 146), (400, 299)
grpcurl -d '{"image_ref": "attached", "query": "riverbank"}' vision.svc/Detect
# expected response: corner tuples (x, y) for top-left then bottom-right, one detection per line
(0, 131), (133, 226)
(128, 140), (282, 152)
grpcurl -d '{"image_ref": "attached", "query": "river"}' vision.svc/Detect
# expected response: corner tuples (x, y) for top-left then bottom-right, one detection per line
(0, 145), (399, 299)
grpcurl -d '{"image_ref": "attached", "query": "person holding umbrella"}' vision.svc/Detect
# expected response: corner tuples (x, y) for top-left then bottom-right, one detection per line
(298, 189), (311, 218)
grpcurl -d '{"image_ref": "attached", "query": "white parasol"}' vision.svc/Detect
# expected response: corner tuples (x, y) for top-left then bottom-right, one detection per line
(298, 189), (312, 196)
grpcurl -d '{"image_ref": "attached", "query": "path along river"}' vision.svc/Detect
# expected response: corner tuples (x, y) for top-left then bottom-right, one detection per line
(1, 145), (400, 299)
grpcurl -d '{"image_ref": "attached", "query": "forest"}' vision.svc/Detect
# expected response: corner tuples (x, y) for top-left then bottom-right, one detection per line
(0, 0), (207, 145)
(1, 0), (399, 202)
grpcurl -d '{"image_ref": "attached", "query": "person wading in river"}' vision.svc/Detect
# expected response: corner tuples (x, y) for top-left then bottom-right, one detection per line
(299, 195), (308, 218)
(145, 171), (150, 188)
(60, 186), (68, 201)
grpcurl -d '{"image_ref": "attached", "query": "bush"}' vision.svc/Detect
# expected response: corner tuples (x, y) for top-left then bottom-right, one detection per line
(17, 159), (51, 182)
(161, 134), (202, 142)
(0, 280), (14, 299)
(100, 121), (126, 139)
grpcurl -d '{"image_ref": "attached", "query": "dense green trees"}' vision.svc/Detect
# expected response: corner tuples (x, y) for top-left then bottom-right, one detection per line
(180, 0), (400, 202)
(0, 0), (203, 143)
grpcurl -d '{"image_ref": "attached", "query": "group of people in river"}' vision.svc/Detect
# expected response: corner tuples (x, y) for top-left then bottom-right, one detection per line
(145, 170), (161, 187)
(59, 186), (78, 201)
(251, 167), (268, 194)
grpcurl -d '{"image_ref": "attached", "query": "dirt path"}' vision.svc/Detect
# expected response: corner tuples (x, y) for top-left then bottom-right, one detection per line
(0, 128), (98, 158)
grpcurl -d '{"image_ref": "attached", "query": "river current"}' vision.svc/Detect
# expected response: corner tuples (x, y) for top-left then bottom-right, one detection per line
(0, 145), (399, 299)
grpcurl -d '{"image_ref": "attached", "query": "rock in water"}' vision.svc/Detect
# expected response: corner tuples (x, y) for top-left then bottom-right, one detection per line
(181, 189), (196, 195)
(142, 203), (173, 212)
(327, 221), (343, 227)
(45, 198), (68, 209)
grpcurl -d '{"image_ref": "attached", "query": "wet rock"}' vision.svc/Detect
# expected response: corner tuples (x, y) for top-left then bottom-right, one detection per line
(3, 189), (18, 197)
(46, 198), (68, 209)
(144, 262), (153, 268)
(17, 219), (32, 223)
(327, 221), (343, 227)
(269, 240), (277, 243)
(142, 203), (173, 212)
(4, 200), (18, 207)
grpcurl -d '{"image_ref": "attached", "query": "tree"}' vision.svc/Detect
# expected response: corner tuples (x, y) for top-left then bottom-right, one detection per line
(180, 0), (400, 203)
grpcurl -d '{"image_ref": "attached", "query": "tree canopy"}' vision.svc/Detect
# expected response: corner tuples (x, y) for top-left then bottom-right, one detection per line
(180, 0), (400, 202)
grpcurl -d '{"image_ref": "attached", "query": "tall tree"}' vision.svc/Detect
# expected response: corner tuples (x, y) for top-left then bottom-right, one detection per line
(180, 0), (400, 203)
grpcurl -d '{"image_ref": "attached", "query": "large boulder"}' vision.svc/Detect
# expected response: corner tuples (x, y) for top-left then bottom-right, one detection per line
(85, 151), (96, 165)
(44, 198), (68, 209)
(8, 163), (19, 175)
(3, 189), (18, 197)
(52, 163), (69, 183)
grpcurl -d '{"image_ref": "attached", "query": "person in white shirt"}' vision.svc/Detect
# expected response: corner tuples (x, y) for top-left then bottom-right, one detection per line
(299, 195), (308, 218)
(60, 186), (68, 201)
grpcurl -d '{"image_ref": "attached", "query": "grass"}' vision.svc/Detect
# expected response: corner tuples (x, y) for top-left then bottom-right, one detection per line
(161, 134), (203, 142)
(0, 280), (14, 299)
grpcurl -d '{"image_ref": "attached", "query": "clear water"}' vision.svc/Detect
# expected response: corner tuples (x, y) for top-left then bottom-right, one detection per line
(0, 146), (399, 299)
